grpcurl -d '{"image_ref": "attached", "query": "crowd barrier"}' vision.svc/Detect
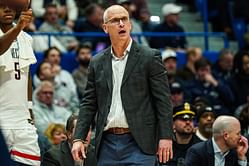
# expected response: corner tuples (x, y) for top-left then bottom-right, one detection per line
(30, 50), (219, 77)
(30, 32), (226, 76)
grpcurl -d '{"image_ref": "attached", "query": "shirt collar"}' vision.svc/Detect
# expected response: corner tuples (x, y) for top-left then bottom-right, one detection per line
(212, 137), (229, 156)
(111, 38), (132, 60)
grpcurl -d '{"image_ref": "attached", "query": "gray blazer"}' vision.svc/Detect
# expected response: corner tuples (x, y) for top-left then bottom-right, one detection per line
(74, 41), (173, 156)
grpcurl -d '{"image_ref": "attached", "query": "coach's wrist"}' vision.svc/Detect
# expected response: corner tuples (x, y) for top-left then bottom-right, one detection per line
(72, 139), (88, 144)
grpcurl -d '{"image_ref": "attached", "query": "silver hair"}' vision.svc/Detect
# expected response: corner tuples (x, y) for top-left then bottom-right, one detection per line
(212, 115), (239, 136)
(36, 80), (54, 94)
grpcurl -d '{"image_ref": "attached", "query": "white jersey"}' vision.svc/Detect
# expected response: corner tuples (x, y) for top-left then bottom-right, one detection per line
(0, 30), (37, 129)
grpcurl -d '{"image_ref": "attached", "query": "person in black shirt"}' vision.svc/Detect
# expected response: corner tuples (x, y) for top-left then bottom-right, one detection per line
(161, 102), (201, 166)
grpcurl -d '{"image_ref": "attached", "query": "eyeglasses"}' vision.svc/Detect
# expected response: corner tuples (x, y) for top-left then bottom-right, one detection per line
(105, 17), (129, 25)
(41, 91), (54, 95)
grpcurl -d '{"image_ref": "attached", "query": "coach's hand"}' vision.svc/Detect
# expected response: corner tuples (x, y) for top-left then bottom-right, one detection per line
(71, 141), (86, 161)
(157, 139), (173, 163)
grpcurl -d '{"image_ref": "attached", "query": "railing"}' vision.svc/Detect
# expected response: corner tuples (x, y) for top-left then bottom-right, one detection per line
(29, 31), (229, 51)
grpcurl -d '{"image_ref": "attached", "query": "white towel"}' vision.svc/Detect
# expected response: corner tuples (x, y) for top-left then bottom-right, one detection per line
(0, 29), (37, 71)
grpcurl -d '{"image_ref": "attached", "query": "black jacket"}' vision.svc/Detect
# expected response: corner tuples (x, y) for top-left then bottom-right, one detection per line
(185, 139), (244, 166)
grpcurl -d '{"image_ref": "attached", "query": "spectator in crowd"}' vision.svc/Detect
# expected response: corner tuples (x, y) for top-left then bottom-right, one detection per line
(31, 0), (78, 29)
(72, 44), (92, 100)
(237, 104), (249, 139)
(23, 14), (68, 53)
(186, 57), (234, 116)
(161, 49), (184, 85)
(38, 4), (79, 51)
(169, 81), (186, 107)
(74, 3), (110, 52)
(149, 3), (187, 50)
(234, 98), (249, 122)
(35, 61), (55, 84)
(177, 47), (202, 81)
(44, 123), (67, 146)
(164, 102), (201, 166)
(74, 0), (100, 18)
(194, 97), (216, 141)
(44, 47), (77, 91)
(212, 48), (234, 83)
(0, 6), (41, 165)
(129, 0), (148, 20)
(42, 114), (97, 166)
(34, 47), (77, 93)
(32, 81), (72, 134)
(185, 115), (248, 166)
(230, 51), (249, 108)
(74, 0), (91, 18)
(208, 1), (233, 39)
(71, 5), (173, 165)
(35, 61), (79, 113)
(138, 8), (156, 41)
(118, 0), (148, 46)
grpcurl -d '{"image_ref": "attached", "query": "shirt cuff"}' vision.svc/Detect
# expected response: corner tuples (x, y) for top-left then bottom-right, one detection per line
(238, 159), (247, 166)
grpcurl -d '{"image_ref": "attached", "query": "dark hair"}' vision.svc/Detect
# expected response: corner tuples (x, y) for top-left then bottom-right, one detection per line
(233, 50), (249, 74)
(186, 48), (196, 59)
(76, 43), (92, 56)
(218, 48), (233, 60)
(45, 3), (57, 11)
(239, 104), (249, 130)
(43, 46), (61, 60)
(36, 61), (47, 78)
(84, 3), (101, 17)
(66, 114), (78, 132)
(194, 57), (211, 71)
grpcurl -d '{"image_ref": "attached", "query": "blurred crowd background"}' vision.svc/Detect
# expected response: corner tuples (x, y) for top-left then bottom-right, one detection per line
(16, 0), (249, 164)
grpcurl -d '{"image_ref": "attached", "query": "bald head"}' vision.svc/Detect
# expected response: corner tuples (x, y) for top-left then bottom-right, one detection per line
(212, 116), (240, 137)
(103, 5), (129, 23)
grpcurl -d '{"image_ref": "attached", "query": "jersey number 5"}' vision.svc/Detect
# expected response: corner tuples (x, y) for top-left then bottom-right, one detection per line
(14, 62), (21, 80)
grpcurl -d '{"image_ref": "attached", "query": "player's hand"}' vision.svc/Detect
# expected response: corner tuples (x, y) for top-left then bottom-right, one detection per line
(71, 141), (87, 161)
(157, 139), (173, 163)
(16, 8), (32, 30)
(237, 136), (248, 160)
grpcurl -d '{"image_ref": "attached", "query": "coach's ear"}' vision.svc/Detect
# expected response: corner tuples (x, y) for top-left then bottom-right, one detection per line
(102, 23), (108, 34)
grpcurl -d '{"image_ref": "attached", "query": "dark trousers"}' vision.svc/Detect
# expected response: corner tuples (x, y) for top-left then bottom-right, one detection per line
(98, 133), (156, 166)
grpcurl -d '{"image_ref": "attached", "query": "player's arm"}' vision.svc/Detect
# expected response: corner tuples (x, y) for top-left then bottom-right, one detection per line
(0, 9), (32, 55)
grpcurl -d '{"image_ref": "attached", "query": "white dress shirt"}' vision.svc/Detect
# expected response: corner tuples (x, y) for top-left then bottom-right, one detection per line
(104, 39), (132, 130)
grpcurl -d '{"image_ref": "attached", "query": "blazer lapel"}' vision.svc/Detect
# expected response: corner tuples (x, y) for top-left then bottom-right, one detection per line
(102, 48), (113, 93)
(121, 42), (140, 86)
(225, 150), (237, 166)
(206, 140), (215, 166)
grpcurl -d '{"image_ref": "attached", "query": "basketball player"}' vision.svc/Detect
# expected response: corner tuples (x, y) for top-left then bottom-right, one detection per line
(0, 3), (40, 166)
